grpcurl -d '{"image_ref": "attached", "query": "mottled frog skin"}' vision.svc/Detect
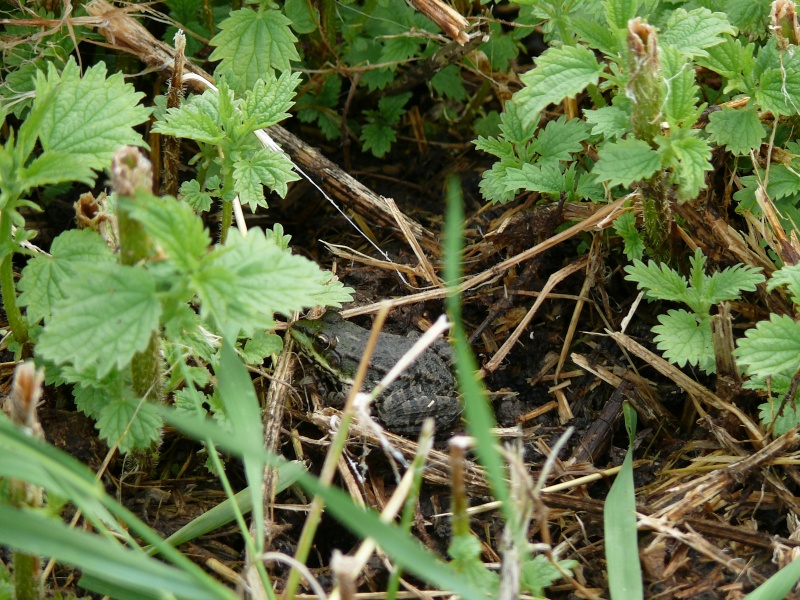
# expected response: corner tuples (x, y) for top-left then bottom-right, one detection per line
(290, 311), (462, 435)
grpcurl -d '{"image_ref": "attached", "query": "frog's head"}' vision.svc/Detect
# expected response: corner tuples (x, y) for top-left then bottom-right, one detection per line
(290, 311), (360, 383)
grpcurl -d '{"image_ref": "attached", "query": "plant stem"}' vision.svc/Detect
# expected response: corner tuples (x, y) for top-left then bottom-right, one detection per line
(0, 207), (29, 344)
(220, 199), (233, 245)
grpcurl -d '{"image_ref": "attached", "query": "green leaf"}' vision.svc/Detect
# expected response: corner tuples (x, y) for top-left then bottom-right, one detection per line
(604, 407), (644, 600)
(726, 0), (770, 34)
(701, 263), (764, 305)
(192, 228), (332, 336)
(209, 8), (299, 93)
(361, 122), (397, 158)
(758, 398), (800, 436)
(20, 151), (95, 191)
(18, 229), (115, 325)
(696, 36), (754, 83)
(735, 314), (800, 377)
(376, 92), (412, 124)
(125, 193), (211, 272)
(242, 330), (283, 364)
(653, 309), (714, 371)
(624, 259), (688, 302)
(37, 263), (162, 378)
(431, 65), (467, 101)
(532, 116), (591, 162)
(661, 46), (700, 127)
(514, 45), (603, 125)
(603, 0), (641, 30)
(295, 75), (342, 140)
(34, 58), (150, 172)
(584, 105), (630, 140)
(479, 161), (519, 203)
(0, 506), (231, 600)
(503, 162), (564, 195)
(233, 148), (299, 208)
(244, 71), (301, 130)
(96, 395), (163, 453)
(757, 66), (800, 116)
(762, 164), (800, 199)
(659, 8), (738, 58)
(284, 0), (319, 34)
(613, 212), (645, 260)
(659, 135), (712, 201)
(478, 21), (518, 71)
(448, 535), (498, 595)
(153, 94), (226, 144)
(499, 102), (537, 145)
(180, 179), (215, 212)
(521, 555), (577, 597)
(768, 263), (800, 306)
(573, 17), (618, 55)
(306, 271), (355, 308)
(706, 107), (765, 155)
(592, 138), (661, 188)
(473, 136), (515, 161)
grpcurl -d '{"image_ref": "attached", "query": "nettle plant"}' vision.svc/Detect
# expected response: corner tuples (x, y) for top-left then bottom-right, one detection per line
(472, 0), (797, 252)
(1, 52), (353, 452)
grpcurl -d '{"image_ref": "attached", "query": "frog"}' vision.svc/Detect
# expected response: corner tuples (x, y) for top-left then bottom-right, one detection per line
(290, 310), (462, 436)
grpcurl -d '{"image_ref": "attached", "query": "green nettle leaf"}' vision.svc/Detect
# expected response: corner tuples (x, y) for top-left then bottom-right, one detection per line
(499, 102), (537, 145)
(660, 46), (700, 127)
(532, 116), (591, 162)
(757, 66), (800, 116)
(700, 262), (764, 305)
(735, 314), (800, 377)
(34, 58), (150, 172)
(768, 263), (800, 306)
(295, 75), (342, 140)
(592, 138), (661, 188)
(361, 122), (397, 158)
(479, 162), (518, 203)
(603, 0), (641, 30)
(659, 8), (738, 58)
(18, 229), (115, 325)
(759, 399), (800, 436)
(762, 164), (800, 199)
(653, 309), (714, 371)
(96, 395), (163, 453)
(180, 179), (215, 212)
(474, 136), (515, 161)
(521, 555), (577, 597)
(244, 71), (302, 130)
(514, 45), (603, 125)
(152, 99), (226, 144)
(706, 107), (765, 155)
(661, 135), (712, 201)
(37, 263), (163, 378)
(573, 17), (618, 55)
(697, 36), (753, 83)
(125, 194), (211, 272)
(242, 330), (283, 365)
(503, 162), (564, 195)
(613, 212), (645, 260)
(624, 259), (689, 302)
(192, 229), (344, 336)
(209, 7), (300, 93)
(20, 151), (95, 192)
(584, 106), (631, 140)
(233, 148), (299, 208)
(431, 65), (468, 101)
(284, 0), (319, 34)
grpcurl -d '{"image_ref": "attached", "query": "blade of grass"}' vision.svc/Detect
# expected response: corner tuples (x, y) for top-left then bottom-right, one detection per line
(743, 555), (800, 599)
(604, 402), (644, 599)
(443, 175), (515, 532)
(0, 505), (235, 600)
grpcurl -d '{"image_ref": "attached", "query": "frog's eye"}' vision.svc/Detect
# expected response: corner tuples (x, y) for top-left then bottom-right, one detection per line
(314, 333), (334, 350)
